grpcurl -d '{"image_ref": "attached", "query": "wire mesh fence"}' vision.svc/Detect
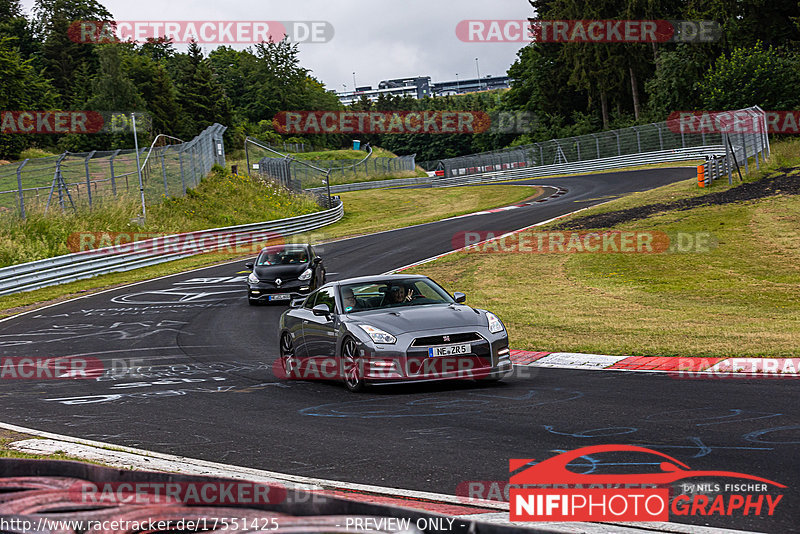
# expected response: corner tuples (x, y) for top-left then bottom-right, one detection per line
(0, 124), (227, 219)
(247, 136), (416, 192)
(282, 156), (417, 189)
(435, 119), (727, 179)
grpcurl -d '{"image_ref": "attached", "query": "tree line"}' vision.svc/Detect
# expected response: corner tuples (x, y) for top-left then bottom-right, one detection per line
(2, 0), (799, 161)
(0, 0), (339, 158)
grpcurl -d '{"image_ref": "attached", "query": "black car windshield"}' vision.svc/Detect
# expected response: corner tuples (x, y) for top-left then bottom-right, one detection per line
(256, 246), (308, 265)
(339, 278), (454, 312)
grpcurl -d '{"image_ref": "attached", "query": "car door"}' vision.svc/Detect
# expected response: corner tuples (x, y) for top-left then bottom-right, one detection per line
(301, 286), (338, 378)
(290, 290), (322, 362)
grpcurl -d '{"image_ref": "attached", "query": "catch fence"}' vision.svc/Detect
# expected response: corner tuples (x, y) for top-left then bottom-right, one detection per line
(0, 124), (227, 218)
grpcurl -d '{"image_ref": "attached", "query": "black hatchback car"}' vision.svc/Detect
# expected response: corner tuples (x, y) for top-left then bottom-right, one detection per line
(246, 244), (325, 305)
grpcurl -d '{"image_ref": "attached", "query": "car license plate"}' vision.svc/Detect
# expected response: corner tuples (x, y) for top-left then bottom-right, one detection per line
(268, 294), (291, 301)
(428, 344), (470, 357)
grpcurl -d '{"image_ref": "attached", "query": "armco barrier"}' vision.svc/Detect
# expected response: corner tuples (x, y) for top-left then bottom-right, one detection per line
(0, 199), (343, 297)
(305, 145), (725, 195)
(436, 146), (726, 186)
(0, 458), (526, 534)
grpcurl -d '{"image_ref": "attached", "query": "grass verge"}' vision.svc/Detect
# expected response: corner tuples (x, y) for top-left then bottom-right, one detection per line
(0, 167), (320, 266)
(408, 140), (800, 358)
(0, 429), (99, 463)
(0, 184), (541, 318)
(319, 185), (542, 240)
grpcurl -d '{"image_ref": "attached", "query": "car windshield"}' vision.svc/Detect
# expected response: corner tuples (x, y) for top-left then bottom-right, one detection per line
(339, 278), (454, 313)
(256, 246), (308, 265)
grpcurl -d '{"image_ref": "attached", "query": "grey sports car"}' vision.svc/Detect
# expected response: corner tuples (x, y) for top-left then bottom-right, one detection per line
(276, 274), (513, 391)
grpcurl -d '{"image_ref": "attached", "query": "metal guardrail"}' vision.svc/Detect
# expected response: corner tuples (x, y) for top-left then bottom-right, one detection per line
(305, 145), (726, 194)
(701, 107), (770, 185)
(436, 146), (726, 186)
(0, 199), (343, 297)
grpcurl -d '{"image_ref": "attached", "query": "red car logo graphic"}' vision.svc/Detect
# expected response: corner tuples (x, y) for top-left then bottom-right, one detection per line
(510, 445), (786, 487)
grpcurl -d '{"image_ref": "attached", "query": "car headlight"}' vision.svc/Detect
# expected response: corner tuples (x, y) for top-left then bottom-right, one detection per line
(247, 272), (259, 284)
(358, 324), (397, 344)
(486, 312), (505, 333)
(298, 268), (312, 281)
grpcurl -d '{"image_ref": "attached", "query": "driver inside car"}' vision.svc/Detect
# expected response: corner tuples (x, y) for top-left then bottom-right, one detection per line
(342, 287), (357, 312)
(387, 285), (415, 305)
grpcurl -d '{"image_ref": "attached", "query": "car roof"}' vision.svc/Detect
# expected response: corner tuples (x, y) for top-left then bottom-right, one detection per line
(258, 243), (310, 253)
(331, 274), (429, 286)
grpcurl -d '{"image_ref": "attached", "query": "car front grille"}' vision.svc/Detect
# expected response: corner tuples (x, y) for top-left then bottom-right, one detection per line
(411, 332), (483, 347)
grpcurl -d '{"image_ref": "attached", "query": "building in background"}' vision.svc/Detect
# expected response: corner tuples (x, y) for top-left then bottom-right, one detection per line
(336, 75), (511, 105)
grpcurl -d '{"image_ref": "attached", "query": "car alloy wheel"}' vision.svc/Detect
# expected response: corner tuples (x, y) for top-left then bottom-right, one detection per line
(341, 337), (365, 392)
(280, 333), (298, 379)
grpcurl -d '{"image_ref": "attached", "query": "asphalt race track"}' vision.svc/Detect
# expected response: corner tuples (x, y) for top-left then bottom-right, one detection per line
(1, 167), (797, 533)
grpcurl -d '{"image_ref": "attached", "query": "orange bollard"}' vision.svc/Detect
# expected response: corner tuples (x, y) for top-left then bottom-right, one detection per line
(697, 164), (706, 187)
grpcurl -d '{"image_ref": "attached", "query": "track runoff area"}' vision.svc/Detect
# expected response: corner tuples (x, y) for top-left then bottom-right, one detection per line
(0, 167), (796, 533)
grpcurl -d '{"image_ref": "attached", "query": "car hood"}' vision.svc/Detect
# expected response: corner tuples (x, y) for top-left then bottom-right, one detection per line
(349, 304), (487, 333)
(253, 264), (308, 280)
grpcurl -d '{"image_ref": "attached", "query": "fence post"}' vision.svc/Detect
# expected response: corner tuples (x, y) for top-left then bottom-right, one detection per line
(576, 139), (581, 161)
(634, 127), (641, 153)
(592, 134), (600, 159)
(161, 148), (169, 197)
(109, 149), (120, 196)
(723, 133), (733, 185)
(178, 149), (187, 194)
(741, 132), (749, 175)
(614, 132), (621, 156)
(753, 117), (762, 170)
(84, 150), (96, 206)
(16, 159), (28, 219)
(655, 123), (663, 150)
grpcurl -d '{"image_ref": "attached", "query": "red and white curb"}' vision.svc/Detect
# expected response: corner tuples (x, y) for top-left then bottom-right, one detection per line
(511, 350), (800, 378)
(0, 422), (753, 533)
(442, 186), (567, 221)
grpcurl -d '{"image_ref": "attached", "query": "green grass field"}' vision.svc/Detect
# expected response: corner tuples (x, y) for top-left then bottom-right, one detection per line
(0, 167), (320, 266)
(408, 140), (800, 358)
(0, 181), (539, 317)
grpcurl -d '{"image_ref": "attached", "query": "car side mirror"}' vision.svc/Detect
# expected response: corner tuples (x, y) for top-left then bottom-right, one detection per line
(312, 257), (322, 264)
(245, 262), (254, 270)
(312, 303), (331, 317)
(453, 292), (466, 303)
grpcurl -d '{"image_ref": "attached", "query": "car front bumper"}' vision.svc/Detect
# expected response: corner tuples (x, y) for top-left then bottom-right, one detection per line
(350, 328), (513, 384)
(248, 281), (311, 302)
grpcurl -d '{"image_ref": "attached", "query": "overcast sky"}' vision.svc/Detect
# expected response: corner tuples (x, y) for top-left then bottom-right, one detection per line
(21, 0), (531, 92)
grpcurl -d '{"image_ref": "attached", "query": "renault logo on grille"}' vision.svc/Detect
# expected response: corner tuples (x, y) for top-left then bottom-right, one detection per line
(443, 335), (450, 342)
(275, 278), (282, 286)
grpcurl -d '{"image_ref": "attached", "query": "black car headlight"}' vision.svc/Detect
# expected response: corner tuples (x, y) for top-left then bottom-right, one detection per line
(247, 272), (259, 284)
(486, 312), (505, 334)
(298, 268), (313, 281)
(358, 324), (397, 344)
